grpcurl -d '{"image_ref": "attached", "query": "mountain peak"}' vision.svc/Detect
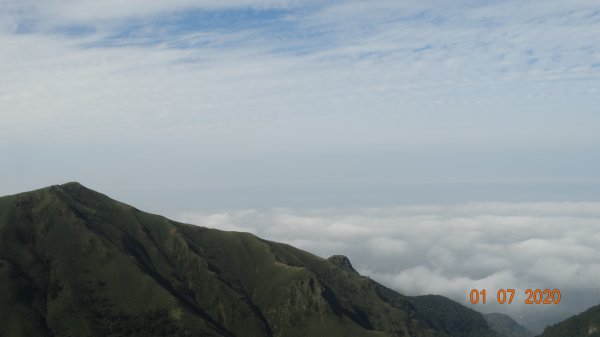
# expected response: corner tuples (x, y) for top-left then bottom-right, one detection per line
(55, 181), (87, 191)
(44, 181), (87, 194)
(327, 254), (357, 272)
(60, 181), (84, 188)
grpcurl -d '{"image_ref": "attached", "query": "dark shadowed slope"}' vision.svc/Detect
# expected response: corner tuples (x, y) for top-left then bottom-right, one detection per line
(408, 295), (498, 337)
(0, 183), (501, 337)
(537, 304), (600, 337)
(484, 313), (533, 337)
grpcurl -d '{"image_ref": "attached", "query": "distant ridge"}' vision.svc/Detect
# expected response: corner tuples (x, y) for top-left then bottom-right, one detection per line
(484, 313), (533, 337)
(0, 182), (502, 337)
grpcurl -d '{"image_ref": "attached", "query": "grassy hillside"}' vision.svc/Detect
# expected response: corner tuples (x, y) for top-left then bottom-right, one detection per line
(0, 182), (500, 337)
(538, 304), (600, 337)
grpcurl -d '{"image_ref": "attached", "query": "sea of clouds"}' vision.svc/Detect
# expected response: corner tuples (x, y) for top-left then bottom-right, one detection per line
(180, 202), (600, 332)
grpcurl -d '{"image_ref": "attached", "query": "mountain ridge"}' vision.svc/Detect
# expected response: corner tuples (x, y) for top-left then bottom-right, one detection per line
(537, 303), (600, 337)
(0, 182), (501, 337)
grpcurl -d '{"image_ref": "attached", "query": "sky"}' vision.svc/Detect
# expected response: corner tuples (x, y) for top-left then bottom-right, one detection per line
(2, 0), (600, 332)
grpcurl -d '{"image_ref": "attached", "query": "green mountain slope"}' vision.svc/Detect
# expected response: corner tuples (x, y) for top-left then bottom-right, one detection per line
(0, 183), (500, 337)
(483, 313), (532, 337)
(538, 304), (600, 337)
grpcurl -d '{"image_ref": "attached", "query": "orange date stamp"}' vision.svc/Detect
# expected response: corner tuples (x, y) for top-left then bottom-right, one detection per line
(468, 289), (561, 305)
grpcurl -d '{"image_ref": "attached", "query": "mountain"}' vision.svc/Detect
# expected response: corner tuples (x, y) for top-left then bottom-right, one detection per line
(0, 182), (501, 337)
(538, 304), (600, 337)
(483, 313), (533, 337)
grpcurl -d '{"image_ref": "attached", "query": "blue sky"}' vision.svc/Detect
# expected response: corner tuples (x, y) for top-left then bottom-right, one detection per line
(2, 0), (600, 330)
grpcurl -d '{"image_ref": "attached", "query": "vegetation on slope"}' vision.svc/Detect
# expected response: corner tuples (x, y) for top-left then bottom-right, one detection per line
(538, 304), (600, 337)
(0, 183), (502, 337)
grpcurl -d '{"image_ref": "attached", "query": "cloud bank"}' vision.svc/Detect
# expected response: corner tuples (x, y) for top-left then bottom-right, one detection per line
(180, 202), (600, 332)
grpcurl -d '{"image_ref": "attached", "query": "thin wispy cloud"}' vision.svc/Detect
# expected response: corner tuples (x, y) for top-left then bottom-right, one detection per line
(3, 0), (599, 130)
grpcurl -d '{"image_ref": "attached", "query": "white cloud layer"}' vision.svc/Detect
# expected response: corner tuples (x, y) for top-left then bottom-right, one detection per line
(180, 202), (600, 332)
